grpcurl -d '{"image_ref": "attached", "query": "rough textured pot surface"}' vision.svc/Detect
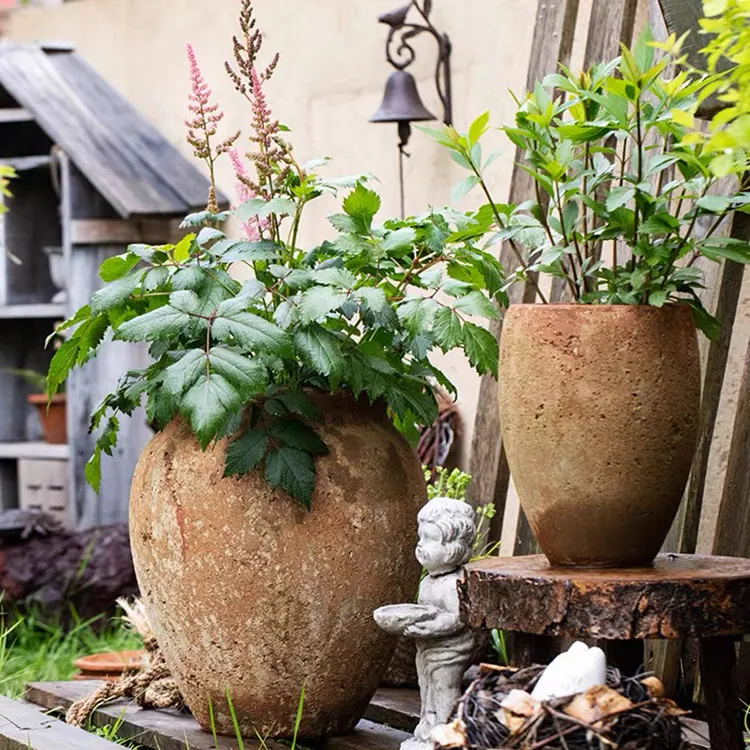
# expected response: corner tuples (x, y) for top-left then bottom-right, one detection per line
(129, 392), (425, 738)
(498, 304), (700, 567)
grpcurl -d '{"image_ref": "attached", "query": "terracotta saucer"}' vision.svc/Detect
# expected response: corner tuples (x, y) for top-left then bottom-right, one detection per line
(73, 650), (145, 682)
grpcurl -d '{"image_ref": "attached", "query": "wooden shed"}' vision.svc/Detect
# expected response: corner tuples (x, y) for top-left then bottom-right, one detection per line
(0, 41), (225, 528)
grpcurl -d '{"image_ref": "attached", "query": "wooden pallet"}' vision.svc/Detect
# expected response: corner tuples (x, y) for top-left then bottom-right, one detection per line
(0, 681), (715, 749)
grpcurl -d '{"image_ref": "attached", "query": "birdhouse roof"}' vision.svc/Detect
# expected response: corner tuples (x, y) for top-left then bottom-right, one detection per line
(0, 42), (227, 218)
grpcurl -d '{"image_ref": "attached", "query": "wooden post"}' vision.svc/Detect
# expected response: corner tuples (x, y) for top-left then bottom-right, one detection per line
(60, 153), (153, 528)
(467, 0), (581, 515)
(699, 637), (745, 750)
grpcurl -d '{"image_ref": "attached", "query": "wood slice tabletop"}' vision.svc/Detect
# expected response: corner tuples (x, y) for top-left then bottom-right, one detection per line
(459, 554), (750, 639)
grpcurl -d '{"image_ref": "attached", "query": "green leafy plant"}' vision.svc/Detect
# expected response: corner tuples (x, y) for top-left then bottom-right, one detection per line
(699, 0), (750, 168)
(424, 34), (750, 337)
(3, 368), (49, 394)
(45, 1), (503, 508)
(425, 466), (472, 500)
(424, 466), (498, 560)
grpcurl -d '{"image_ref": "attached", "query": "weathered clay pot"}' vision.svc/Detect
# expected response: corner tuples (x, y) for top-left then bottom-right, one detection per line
(28, 393), (66, 444)
(498, 304), (700, 567)
(129, 392), (425, 738)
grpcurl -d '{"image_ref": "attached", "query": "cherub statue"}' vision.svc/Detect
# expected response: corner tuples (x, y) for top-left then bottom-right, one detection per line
(374, 497), (477, 750)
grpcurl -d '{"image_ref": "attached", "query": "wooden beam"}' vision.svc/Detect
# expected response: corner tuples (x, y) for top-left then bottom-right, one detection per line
(713, 334), (750, 557)
(24, 682), (411, 750)
(467, 0), (580, 513)
(0, 108), (33, 124)
(70, 218), (184, 246)
(0, 695), (116, 749)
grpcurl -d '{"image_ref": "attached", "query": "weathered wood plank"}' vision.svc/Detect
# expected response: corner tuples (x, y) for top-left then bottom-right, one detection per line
(25, 682), (409, 750)
(460, 554), (750, 639)
(26, 681), (282, 750)
(713, 333), (750, 557)
(364, 689), (419, 732)
(467, 0), (580, 514)
(50, 52), (221, 212)
(0, 695), (116, 749)
(71, 218), (184, 246)
(0, 45), (218, 218)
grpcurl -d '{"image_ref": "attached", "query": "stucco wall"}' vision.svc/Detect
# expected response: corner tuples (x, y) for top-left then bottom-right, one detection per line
(9, 0), (750, 553)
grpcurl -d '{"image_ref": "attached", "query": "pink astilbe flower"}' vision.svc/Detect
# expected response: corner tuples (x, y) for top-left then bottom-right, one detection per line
(224, 0), (298, 201)
(184, 43), (240, 212)
(228, 148), (269, 241)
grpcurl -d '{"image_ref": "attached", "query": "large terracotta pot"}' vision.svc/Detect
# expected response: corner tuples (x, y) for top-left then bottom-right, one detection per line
(129, 392), (425, 738)
(498, 304), (700, 567)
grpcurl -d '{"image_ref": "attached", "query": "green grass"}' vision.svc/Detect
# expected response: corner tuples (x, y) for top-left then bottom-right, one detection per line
(0, 605), (142, 700)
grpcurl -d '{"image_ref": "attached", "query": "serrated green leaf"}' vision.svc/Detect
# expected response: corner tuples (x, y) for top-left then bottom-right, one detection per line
(343, 183), (381, 234)
(209, 346), (267, 397)
(237, 196), (296, 221)
(99, 252), (140, 283)
(294, 326), (345, 376)
(218, 240), (281, 263)
(274, 299), (298, 329)
(386, 380), (438, 426)
(381, 227), (416, 253)
(90, 270), (143, 315)
(46, 338), (79, 398)
(298, 286), (349, 323)
(269, 418), (328, 455)
(265, 445), (316, 507)
(224, 428), (269, 477)
(163, 349), (205, 397)
(195, 227), (225, 246)
(212, 307), (292, 356)
(172, 233), (196, 262)
(356, 286), (387, 313)
(182, 371), (241, 449)
(115, 292), (203, 342)
(433, 307), (463, 350)
(453, 291), (500, 319)
(397, 297), (439, 334)
(277, 390), (319, 419)
(311, 267), (357, 288)
(463, 322), (499, 377)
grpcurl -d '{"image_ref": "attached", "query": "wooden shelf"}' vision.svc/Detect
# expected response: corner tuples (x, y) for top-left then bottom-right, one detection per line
(0, 108), (34, 124)
(0, 154), (53, 171)
(0, 303), (66, 319)
(0, 441), (69, 460)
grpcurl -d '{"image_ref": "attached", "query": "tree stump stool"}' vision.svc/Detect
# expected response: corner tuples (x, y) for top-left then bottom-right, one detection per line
(459, 554), (750, 750)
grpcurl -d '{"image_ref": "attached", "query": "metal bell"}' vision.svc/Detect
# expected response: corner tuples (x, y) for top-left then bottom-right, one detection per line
(370, 70), (436, 124)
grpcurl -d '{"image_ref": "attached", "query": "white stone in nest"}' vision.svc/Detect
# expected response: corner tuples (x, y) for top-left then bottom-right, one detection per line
(530, 641), (607, 701)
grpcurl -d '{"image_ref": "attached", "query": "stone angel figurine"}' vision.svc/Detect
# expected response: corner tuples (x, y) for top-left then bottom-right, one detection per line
(374, 497), (477, 750)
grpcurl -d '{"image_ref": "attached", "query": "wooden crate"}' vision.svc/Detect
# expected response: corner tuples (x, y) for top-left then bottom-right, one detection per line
(18, 458), (70, 527)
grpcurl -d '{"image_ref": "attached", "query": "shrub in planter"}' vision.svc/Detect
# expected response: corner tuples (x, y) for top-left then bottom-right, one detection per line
(45, 1), (503, 738)
(426, 35), (750, 566)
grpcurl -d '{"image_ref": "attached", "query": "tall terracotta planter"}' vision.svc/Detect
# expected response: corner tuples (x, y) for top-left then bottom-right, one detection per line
(129, 392), (425, 738)
(498, 304), (700, 567)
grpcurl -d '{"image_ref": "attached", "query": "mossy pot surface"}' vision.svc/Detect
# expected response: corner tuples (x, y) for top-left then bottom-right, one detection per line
(129, 391), (425, 738)
(498, 304), (700, 567)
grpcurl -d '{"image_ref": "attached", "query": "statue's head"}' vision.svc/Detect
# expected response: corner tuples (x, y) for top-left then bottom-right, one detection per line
(416, 497), (476, 576)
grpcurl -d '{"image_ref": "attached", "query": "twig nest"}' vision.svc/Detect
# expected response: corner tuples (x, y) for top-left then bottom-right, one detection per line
(437, 663), (688, 750)
(499, 689), (541, 733)
(564, 685), (633, 728)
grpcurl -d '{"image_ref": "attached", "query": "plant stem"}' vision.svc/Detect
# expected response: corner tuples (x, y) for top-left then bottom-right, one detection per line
(471, 163), (549, 304)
